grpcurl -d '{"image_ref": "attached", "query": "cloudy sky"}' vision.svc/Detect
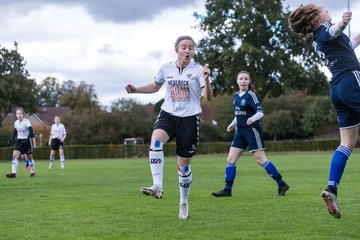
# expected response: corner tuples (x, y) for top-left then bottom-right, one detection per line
(2, 0), (360, 107)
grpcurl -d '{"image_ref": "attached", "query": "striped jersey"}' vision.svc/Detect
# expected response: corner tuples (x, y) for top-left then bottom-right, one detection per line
(313, 22), (360, 83)
(14, 118), (32, 139)
(233, 90), (263, 127)
(155, 61), (209, 117)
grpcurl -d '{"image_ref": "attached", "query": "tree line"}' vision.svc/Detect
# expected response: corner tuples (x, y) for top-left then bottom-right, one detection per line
(0, 0), (339, 146)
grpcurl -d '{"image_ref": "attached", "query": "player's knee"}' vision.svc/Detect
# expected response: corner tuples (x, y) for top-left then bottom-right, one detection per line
(150, 139), (163, 151)
(178, 164), (191, 177)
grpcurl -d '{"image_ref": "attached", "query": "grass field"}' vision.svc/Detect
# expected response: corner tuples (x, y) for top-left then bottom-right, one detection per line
(1, 151), (360, 240)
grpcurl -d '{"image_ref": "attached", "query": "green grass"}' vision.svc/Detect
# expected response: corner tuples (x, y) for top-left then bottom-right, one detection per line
(1, 151), (360, 239)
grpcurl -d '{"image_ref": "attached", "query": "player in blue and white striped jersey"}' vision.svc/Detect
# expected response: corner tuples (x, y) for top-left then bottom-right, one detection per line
(126, 35), (213, 220)
(6, 107), (36, 178)
(289, 4), (360, 219)
(212, 71), (289, 198)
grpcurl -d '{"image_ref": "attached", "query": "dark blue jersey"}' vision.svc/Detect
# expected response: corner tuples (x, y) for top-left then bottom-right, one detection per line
(233, 90), (263, 127)
(313, 22), (360, 83)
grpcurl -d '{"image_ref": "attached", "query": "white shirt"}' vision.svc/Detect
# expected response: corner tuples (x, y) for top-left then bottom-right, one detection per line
(156, 61), (209, 117)
(14, 118), (32, 139)
(50, 123), (67, 139)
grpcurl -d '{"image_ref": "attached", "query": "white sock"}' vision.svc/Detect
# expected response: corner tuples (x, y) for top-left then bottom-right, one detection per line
(178, 165), (192, 205)
(30, 160), (35, 173)
(60, 156), (65, 168)
(12, 159), (19, 173)
(149, 140), (164, 189)
(49, 156), (54, 168)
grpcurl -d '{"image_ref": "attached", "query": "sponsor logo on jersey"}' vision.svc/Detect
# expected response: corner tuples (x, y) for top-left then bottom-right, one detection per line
(234, 110), (246, 116)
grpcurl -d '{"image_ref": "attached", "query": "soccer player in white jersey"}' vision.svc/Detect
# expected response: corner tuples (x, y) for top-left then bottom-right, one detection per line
(289, 4), (360, 219)
(6, 107), (36, 178)
(125, 35), (213, 220)
(48, 116), (67, 169)
(212, 71), (289, 197)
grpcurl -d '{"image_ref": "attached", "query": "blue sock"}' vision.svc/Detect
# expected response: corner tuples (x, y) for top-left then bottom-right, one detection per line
(224, 162), (236, 190)
(328, 145), (351, 192)
(262, 160), (283, 186)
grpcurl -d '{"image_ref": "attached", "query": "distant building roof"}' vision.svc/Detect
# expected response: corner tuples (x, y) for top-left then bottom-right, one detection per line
(2, 107), (70, 128)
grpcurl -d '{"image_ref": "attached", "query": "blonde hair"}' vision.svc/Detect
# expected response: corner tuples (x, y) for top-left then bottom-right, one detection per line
(174, 36), (196, 49)
(288, 4), (322, 39)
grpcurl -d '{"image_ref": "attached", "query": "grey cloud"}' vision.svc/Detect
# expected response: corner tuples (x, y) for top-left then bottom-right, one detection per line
(98, 44), (118, 55)
(147, 50), (163, 61)
(0, 0), (198, 23)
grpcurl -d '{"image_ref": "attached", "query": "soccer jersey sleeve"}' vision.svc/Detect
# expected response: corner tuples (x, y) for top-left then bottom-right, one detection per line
(248, 91), (263, 113)
(316, 22), (335, 42)
(155, 65), (166, 84)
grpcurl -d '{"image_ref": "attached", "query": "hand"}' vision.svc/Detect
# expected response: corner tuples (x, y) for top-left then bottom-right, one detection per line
(125, 84), (137, 93)
(227, 125), (234, 132)
(246, 118), (254, 125)
(342, 11), (352, 25)
(203, 64), (211, 80)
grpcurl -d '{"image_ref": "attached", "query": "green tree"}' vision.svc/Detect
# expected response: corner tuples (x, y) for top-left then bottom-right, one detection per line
(194, 0), (328, 99)
(38, 76), (63, 107)
(262, 93), (308, 139)
(59, 80), (100, 114)
(301, 96), (336, 133)
(111, 98), (155, 143)
(211, 94), (234, 141)
(0, 42), (38, 123)
(262, 109), (293, 141)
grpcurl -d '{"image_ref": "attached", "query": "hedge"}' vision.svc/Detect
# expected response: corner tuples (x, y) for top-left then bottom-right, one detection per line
(1, 138), (359, 160)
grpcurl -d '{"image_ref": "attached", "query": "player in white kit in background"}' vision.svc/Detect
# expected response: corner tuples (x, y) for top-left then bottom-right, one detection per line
(48, 116), (67, 169)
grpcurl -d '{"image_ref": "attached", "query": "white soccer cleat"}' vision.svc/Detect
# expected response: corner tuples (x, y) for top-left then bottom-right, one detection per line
(322, 189), (341, 219)
(141, 185), (163, 199)
(178, 204), (189, 220)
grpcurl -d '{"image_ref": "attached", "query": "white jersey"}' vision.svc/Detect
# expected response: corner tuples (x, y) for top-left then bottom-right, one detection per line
(14, 118), (32, 139)
(155, 61), (209, 117)
(50, 123), (67, 139)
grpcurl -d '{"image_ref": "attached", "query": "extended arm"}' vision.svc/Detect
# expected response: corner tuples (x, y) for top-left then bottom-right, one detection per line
(329, 11), (352, 38)
(125, 82), (162, 94)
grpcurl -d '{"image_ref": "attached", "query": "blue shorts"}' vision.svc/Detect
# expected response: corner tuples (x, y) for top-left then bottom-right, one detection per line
(330, 70), (360, 129)
(154, 110), (200, 158)
(230, 126), (265, 152)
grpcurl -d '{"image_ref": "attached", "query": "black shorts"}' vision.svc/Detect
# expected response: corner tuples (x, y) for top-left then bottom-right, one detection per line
(14, 138), (34, 155)
(155, 110), (200, 158)
(51, 138), (64, 151)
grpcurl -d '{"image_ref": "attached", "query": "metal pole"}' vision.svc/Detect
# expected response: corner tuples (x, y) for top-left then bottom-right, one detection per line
(348, 0), (351, 37)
